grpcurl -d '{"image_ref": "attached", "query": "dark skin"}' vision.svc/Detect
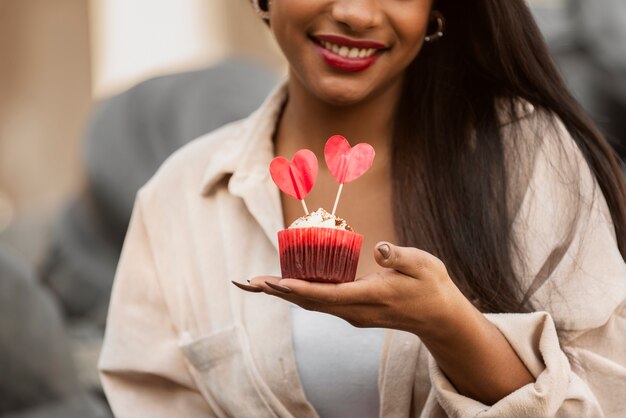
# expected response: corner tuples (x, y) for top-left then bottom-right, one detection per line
(239, 0), (534, 405)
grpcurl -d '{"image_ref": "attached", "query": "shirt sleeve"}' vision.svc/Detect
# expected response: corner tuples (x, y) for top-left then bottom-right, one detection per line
(427, 115), (626, 417)
(98, 192), (217, 418)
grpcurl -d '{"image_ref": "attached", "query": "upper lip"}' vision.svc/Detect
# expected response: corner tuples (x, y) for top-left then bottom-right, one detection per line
(312, 34), (388, 50)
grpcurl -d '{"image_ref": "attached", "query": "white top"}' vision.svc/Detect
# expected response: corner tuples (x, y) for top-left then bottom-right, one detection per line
(290, 304), (385, 418)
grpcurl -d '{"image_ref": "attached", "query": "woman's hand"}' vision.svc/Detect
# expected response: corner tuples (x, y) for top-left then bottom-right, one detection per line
(247, 242), (469, 339)
(237, 242), (535, 405)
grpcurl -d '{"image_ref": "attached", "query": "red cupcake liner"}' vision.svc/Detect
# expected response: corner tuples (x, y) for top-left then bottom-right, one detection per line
(278, 228), (363, 283)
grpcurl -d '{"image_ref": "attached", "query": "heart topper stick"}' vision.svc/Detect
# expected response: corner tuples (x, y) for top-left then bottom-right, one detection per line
(270, 149), (318, 216)
(324, 135), (376, 215)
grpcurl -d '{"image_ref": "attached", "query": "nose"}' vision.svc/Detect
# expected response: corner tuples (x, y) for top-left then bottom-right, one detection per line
(331, 0), (383, 32)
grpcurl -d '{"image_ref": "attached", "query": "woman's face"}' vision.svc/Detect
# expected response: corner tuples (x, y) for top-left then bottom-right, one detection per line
(268, 0), (433, 106)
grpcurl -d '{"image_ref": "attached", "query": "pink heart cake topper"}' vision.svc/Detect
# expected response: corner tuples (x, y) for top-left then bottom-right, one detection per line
(324, 135), (375, 184)
(270, 149), (318, 201)
(269, 136), (376, 217)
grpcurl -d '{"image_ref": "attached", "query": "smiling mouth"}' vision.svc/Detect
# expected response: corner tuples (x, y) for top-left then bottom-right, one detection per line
(309, 36), (388, 59)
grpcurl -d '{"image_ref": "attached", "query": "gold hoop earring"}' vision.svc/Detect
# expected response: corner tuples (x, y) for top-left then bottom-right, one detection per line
(425, 11), (445, 43)
(252, 0), (270, 22)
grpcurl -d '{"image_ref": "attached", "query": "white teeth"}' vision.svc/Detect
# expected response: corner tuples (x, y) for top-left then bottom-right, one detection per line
(318, 39), (378, 58)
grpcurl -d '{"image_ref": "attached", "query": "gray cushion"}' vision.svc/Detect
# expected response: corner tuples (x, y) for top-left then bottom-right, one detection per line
(0, 246), (108, 417)
(42, 59), (278, 322)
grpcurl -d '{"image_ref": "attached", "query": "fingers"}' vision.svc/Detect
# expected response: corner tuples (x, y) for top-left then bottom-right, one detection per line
(374, 242), (446, 279)
(232, 277), (286, 295)
(231, 280), (263, 293)
(239, 276), (303, 305)
(283, 278), (379, 304)
(244, 276), (385, 325)
(265, 281), (293, 294)
(246, 275), (378, 305)
(236, 275), (396, 328)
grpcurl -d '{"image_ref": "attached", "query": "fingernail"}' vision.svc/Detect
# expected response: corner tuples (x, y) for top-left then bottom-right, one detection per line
(377, 243), (391, 259)
(265, 281), (292, 294)
(231, 281), (263, 293)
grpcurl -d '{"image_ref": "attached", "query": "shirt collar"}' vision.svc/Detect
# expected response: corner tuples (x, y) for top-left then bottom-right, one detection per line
(200, 81), (288, 196)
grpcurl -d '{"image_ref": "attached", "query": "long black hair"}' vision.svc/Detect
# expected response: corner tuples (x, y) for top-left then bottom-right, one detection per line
(392, 0), (626, 313)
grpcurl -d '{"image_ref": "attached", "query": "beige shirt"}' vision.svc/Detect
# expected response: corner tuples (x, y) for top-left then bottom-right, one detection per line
(99, 83), (626, 418)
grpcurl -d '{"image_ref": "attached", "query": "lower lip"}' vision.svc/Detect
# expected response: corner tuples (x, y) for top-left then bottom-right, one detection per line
(312, 41), (382, 73)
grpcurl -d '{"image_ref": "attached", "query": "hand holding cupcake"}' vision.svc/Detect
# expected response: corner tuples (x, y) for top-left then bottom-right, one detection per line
(232, 136), (486, 365)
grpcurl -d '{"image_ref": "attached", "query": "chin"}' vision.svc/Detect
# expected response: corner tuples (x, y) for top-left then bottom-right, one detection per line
(313, 78), (373, 107)
(322, 92), (367, 107)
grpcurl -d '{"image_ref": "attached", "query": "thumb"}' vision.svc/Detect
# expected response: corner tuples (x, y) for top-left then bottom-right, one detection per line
(374, 242), (443, 279)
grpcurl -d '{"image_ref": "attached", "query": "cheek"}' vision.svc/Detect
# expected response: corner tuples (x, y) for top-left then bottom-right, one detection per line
(269, 0), (318, 50)
(390, 4), (432, 59)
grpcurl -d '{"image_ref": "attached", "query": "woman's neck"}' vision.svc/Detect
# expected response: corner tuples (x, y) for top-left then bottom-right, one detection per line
(275, 72), (403, 158)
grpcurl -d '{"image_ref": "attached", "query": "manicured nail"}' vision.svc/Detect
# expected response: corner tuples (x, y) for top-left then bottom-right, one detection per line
(377, 243), (391, 259)
(265, 281), (293, 294)
(231, 281), (263, 293)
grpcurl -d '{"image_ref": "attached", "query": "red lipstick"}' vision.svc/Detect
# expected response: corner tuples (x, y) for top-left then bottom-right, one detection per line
(314, 34), (387, 50)
(311, 34), (388, 73)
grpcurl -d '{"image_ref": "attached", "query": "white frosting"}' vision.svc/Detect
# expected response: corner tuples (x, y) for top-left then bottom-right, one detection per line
(288, 208), (351, 230)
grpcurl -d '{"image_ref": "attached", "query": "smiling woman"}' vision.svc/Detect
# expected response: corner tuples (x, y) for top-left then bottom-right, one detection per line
(268, 0), (430, 106)
(99, 0), (626, 417)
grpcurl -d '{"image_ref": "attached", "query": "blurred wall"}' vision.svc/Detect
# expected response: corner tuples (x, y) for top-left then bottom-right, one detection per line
(0, 0), (91, 246)
(0, 0), (285, 261)
(90, 0), (286, 99)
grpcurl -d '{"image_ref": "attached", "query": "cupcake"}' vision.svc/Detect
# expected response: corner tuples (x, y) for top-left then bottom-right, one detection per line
(278, 208), (363, 283)
(270, 135), (375, 283)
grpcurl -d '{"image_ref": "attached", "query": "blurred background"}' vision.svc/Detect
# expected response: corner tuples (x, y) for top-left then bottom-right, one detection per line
(0, 0), (285, 266)
(0, 0), (624, 416)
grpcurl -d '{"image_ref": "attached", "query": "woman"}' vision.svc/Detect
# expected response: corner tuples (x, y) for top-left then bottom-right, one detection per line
(99, 0), (626, 417)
